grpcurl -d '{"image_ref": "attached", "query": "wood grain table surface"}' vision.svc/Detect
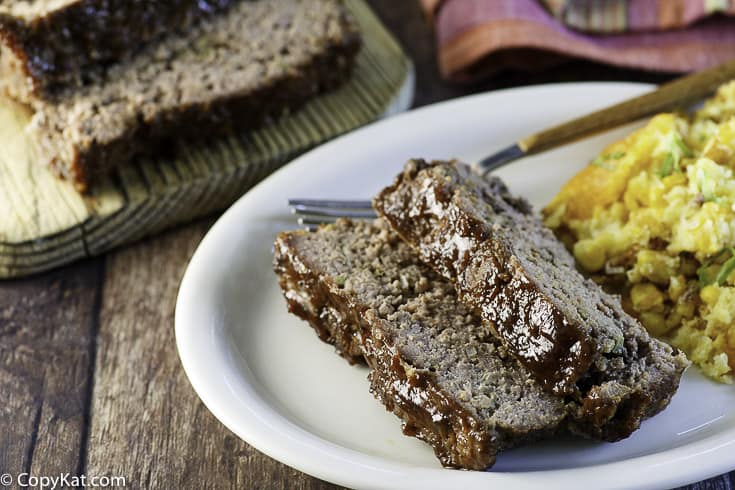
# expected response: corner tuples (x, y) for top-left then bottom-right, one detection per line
(1, 2), (733, 489)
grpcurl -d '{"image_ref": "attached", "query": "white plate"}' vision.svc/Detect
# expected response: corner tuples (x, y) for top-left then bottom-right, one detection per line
(176, 83), (735, 490)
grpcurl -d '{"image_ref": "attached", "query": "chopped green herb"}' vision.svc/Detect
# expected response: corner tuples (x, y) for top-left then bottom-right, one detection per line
(658, 153), (675, 177)
(659, 133), (693, 178)
(591, 152), (625, 170)
(701, 174), (718, 202)
(612, 333), (624, 353)
(698, 264), (718, 288)
(334, 275), (346, 286)
(715, 248), (735, 285)
(673, 134), (693, 157)
(697, 248), (735, 287)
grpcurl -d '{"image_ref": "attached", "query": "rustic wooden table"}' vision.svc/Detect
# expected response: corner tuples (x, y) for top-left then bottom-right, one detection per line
(1, 2), (733, 489)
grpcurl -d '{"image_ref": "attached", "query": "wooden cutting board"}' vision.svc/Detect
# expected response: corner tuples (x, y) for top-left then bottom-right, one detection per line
(0, 0), (413, 278)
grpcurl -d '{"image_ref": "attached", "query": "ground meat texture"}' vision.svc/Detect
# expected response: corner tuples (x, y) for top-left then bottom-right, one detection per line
(0, 0), (240, 102)
(273, 219), (568, 470)
(374, 159), (689, 441)
(15, 0), (360, 191)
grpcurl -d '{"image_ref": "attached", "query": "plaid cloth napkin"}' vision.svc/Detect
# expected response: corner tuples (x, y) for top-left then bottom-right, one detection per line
(420, 0), (735, 82)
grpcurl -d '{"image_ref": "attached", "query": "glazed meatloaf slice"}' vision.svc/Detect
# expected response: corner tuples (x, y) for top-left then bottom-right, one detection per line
(273, 219), (569, 470)
(0, 0), (239, 102)
(374, 159), (689, 440)
(25, 0), (360, 192)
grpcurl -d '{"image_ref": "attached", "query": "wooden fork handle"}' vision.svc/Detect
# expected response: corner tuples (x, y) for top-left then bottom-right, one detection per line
(518, 59), (735, 154)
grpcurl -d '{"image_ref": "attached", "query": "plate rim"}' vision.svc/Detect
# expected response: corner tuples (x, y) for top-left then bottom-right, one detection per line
(175, 81), (735, 490)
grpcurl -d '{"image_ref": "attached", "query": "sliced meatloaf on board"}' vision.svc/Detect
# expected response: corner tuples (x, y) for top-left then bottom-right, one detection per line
(23, 0), (360, 192)
(273, 219), (568, 470)
(374, 159), (689, 440)
(0, 0), (239, 102)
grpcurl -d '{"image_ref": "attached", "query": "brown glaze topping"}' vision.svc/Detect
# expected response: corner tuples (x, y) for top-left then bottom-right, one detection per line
(469, 246), (594, 395)
(374, 159), (688, 441)
(374, 159), (594, 395)
(272, 220), (568, 469)
(272, 228), (498, 469)
(367, 327), (496, 469)
(274, 247), (365, 364)
(0, 0), (240, 99)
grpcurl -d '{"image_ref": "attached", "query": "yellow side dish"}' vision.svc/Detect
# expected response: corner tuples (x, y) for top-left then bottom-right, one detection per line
(544, 81), (735, 383)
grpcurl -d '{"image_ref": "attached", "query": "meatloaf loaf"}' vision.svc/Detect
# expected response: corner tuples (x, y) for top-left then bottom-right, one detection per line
(273, 219), (569, 470)
(374, 159), (689, 440)
(25, 0), (360, 192)
(0, 0), (239, 102)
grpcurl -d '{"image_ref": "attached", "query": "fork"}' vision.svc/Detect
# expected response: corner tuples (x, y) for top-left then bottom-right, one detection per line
(290, 59), (735, 226)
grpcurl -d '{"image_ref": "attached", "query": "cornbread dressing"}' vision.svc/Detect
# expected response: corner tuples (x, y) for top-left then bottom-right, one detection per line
(545, 81), (735, 383)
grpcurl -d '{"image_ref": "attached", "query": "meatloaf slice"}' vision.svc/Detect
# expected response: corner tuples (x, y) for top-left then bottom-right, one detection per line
(0, 0), (239, 102)
(25, 0), (360, 192)
(374, 159), (689, 440)
(273, 219), (568, 470)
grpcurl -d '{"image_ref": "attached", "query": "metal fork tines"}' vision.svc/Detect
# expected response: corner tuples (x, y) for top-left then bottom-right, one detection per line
(288, 198), (376, 228)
